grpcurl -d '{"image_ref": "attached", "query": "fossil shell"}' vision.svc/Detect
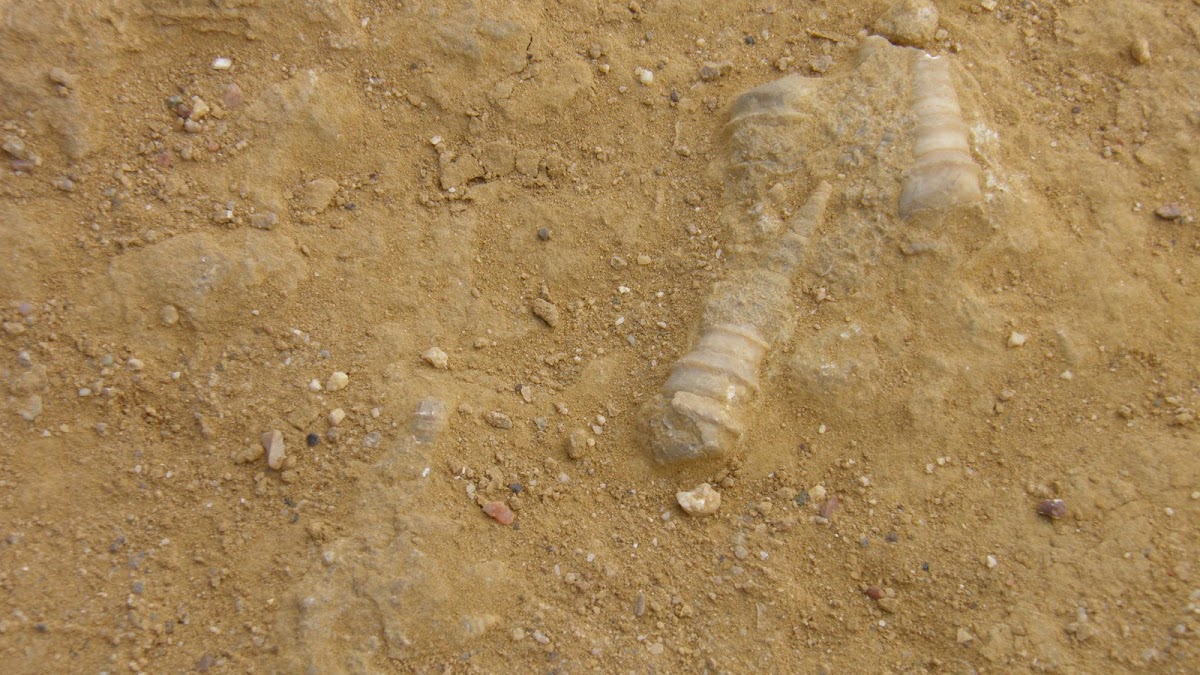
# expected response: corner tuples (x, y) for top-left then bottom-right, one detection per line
(646, 184), (831, 464)
(899, 54), (982, 217)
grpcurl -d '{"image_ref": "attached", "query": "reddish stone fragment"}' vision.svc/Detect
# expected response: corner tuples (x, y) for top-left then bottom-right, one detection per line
(482, 501), (514, 526)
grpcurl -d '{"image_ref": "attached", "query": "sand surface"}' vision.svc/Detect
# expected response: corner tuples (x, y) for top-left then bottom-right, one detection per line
(1, 0), (1198, 672)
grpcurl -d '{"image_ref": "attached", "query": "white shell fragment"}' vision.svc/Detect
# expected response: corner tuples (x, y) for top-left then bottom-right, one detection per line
(212, 56), (233, 70)
(899, 54), (983, 217)
(677, 483), (722, 517)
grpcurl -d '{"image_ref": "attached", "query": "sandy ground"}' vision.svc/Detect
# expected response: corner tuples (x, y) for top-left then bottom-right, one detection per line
(1, 0), (1198, 672)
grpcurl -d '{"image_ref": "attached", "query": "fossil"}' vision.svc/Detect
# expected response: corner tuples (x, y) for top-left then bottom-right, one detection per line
(899, 54), (983, 218)
(646, 38), (985, 464)
(645, 182), (832, 464)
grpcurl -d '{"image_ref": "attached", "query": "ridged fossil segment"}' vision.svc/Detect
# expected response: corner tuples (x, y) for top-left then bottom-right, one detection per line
(411, 396), (447, 444)
(899, 55), (982, 218)
(647, 183), (832, 464)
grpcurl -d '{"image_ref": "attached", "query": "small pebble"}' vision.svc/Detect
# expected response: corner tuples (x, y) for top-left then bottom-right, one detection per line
(565, 428), (590, 460)
(1007, 331), (1027, 348)
(482, 501), (515, 525)
(422, 347), (449, 369)
(634, 67), (654, 85)
(306, 433), (320, 447)
(677, 483), (721, 517)
(48, 67), (78, 89)
(1130, 37), (1151, 65)
(160, 304), (180, 326)
(188, 96), (211, 121)
(1154, 203), (1184, 221)
(326, 371), (349, 391)
(221, 83), (245, 109)
(537, 227), (551, 241)
(819, 495), (841, 519)
(363, 431), (381, 448)
(212, 56), (233, 70)
(329, 408), (346, 426)
(261, 430), (286, 470)
(698, 61), (733, 81)
(865, 586), (885, 600)
(484, 410), (513, 430)
(1037, 498), (1067, 519)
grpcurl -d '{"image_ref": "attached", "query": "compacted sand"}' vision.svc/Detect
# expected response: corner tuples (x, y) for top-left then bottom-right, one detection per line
(1, 1), (1197, 672)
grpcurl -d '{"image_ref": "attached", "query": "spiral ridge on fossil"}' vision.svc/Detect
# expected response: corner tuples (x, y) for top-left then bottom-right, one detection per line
(646, 183), (832, 464)
(899, 54), (982, 218)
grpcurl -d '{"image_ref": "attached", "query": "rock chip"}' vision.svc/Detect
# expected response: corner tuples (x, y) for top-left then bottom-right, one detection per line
(1130, 37), (1151, 65)
(565, 428), (590, 460)
(1154, 203), (1184, 221)
(302, 178), (340, 212)
(531, 298), (560, 328)
(262, 430), (286, 470)
(1037, 498), (1067, 519)
(485, 411), (513, 430)
(48, 67), (79, 89)
(482, 501), (515, 525)
(421, 347), (449, 369)
(677, 483), (721, 517)
(873, 0), (940, 47)
(698, 61), (733, 81)
(325, 371), (349, 391)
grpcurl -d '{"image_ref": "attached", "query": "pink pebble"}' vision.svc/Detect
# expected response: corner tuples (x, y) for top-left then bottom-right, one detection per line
(819, 495), (841, 520)
(222, 83), (245, 109)
(482, 501), (514, 526)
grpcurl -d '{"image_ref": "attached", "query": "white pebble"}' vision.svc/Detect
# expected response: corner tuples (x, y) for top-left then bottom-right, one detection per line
(211, 57), (233, 70)
(635, 67), (654, 85)
(985, 555), (998, 568)
(1007, 331), (1027, 348)
(309, 379), (322, 392)
(326, 371), (350, 391)
(328, 408), (346, 426)
(676, 483), (721, 517)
